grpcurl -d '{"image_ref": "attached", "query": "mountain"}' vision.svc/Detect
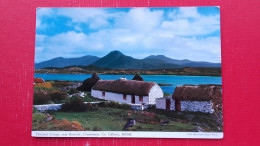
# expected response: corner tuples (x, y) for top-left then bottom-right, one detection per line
(35, 55), (100, 69)
(91, 50), (181, 70)
(35, 50), (221, 69)
(144, 55), (221, 67)
(144, 55), (193, 65)
(91, 51), (137, 69)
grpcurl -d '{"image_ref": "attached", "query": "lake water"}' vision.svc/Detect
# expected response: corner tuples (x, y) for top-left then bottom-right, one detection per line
(35, 74), (222, 94)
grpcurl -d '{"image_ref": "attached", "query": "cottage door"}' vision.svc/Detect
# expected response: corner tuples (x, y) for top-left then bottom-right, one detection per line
(166, 99), (171, 110)
(131, 95), (135, 104)
(175, 99), (181, 111)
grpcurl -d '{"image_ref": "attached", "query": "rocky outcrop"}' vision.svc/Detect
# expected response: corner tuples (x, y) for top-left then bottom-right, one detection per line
(77, 72), (100, 91)
(132, 74), (144, 81)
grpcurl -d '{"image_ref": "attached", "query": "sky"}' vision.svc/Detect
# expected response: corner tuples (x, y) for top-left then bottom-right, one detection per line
(35, 7), (221, 63)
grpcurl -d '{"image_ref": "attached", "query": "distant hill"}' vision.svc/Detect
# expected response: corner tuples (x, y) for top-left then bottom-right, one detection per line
(144, 55), (221, 67)
(35, 55), (100, 69)
(144, 55), (193, 65)
(91, 51), (181, 70)
(35, 50), (221, 69)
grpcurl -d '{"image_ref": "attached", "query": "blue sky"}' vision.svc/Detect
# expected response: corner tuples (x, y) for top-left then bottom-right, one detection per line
(35, 7), (220, 63)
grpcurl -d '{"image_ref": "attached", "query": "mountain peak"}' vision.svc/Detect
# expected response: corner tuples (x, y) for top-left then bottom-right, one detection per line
(108, 50), (123, 55)
(106, 50), (125, 59)
(145, 55), (168, 59)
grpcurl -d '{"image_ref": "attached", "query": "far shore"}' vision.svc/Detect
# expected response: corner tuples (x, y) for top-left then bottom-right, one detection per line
(35, 67), (221, 77)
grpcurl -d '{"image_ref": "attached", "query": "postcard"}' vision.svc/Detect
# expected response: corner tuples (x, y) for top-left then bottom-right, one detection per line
(32, 7), (222, 138)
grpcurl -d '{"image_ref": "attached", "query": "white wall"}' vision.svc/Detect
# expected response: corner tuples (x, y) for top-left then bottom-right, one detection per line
(91, 89), (149, 104)
(148, 84), (164, 104)
(156, 97), (175, 110)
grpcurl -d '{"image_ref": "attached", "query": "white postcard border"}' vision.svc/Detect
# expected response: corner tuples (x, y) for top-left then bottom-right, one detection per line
(32, 131), (223, 139)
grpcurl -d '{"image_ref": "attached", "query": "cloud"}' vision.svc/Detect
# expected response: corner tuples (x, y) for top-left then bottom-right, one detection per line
(35, 31), (90, 62)
(36, 8), (54, 29)
(177, 7), (200, 18)
(162, 7), (220, 36)
(57, 8), (113, 29)
(115, 8), (163, 32)
(35, 7), (221, 63)
(57, 8), (107, 22)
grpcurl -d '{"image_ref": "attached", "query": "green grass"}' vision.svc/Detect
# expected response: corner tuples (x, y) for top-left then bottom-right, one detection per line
(83, 92), (98, 102)
(146, 109), (223, 131)
(163, 93), (171, 97)
(133, 121), (195, 131)
(32, 113), (52, 131)
(51, 108), (128, 131)
(34, 107), (200, 132)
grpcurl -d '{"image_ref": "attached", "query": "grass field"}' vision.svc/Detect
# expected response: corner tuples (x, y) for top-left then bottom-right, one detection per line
(32, 107), (222, 132)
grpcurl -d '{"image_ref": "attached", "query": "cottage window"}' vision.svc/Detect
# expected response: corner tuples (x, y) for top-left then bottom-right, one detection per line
(102, 91), (105, 97)
(139, 96), (143, 102)
(123, 94), (127, 100)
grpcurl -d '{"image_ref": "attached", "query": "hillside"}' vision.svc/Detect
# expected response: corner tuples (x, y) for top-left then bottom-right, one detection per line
(35, 50), (221, 69)
(144, 55), (221, 67)
(91, 51), (181, 70)
(35, 55), (100, 69)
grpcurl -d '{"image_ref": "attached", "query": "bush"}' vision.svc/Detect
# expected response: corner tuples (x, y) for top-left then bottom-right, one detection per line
(34, 82), (52, 88)
(60, 96), (98, 112)
(51, 81), (72, 88)
(33, 90), (51, 105)
(53, 119), (85, 131)
(48, 90), (67, 101)
(33, 107), (41, 113)
(163, 93), (171, 97)
(146, 105), (156, 110)
(67, 88), (79, 95)
(93, 126), (102, 131)
(97, 101), (131, 110)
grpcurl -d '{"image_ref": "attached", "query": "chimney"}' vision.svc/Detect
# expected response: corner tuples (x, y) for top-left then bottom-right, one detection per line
(119, 77), (127, 80)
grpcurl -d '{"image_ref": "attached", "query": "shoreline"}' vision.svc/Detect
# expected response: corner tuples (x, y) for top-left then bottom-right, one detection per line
(35, 73), (222, 77)
(35, 67), (221, 77)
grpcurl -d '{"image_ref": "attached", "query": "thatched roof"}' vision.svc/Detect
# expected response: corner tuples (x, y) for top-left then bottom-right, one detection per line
(92, 79), (156, 96)
(172, 85), (222, 101)
(132, 74), (144, 81)
(77, 73), (100, 91)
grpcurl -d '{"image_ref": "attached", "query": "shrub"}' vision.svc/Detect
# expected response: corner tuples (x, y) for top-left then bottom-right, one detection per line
(93, 126), (102, 131)
(54, 119), (85, 131)
(48, 90), (67, 101)
(146, 105), (156, 110)
(163, 93), (171, 97)
(32, 113), (46, 123)
(67, 88), (79, 95)
(33, 107), (41, 113)
(60, 96), (98, 112)
(33, 90), (51, 105)
(51, 81), (72, 88)
(97, 101), (131, 110)
(34, 82), (52, 88)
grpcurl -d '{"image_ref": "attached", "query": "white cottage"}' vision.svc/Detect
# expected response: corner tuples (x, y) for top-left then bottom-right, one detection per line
(156, 85), (222, 113)
(91, 79), (163, 105)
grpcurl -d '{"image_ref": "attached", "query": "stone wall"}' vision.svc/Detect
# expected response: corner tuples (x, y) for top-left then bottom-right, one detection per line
(33, 102), (100, 112)
(155, 98), (214, 113)
(34, 104), (62, 112)
(130, 104), (153, 110)
(180, 100), (214, 113)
